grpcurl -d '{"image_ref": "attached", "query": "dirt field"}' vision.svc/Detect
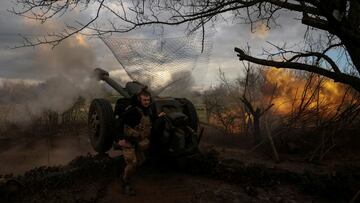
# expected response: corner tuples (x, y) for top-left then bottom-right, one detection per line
(0, 125), (359, 203)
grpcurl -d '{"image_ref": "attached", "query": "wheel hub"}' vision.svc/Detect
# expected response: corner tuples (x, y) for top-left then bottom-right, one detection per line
(90, 112), (100, 138)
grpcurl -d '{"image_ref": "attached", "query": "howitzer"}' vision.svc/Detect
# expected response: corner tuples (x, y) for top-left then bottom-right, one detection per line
(88, 68), (201, 157)
(93, 68), (129, 98)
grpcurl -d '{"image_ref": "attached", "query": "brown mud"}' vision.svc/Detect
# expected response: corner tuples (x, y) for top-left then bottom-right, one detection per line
(0, 125), (359, 203)
(1, 150), (359, 203)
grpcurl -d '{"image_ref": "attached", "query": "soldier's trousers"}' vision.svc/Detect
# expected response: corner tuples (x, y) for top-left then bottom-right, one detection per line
(122, 146), (146, 183)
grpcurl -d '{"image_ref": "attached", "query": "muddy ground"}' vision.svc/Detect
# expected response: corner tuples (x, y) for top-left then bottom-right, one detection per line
(0, 125), (359, 203)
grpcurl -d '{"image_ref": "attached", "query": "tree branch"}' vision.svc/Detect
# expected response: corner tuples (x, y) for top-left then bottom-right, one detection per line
(234, 47), (360, 92)
(287, 52), (341, 73)
(13, 0), (105, 48)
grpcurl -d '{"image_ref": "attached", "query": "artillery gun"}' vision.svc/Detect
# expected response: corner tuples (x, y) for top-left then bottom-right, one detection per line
(88, 68), (201, 158)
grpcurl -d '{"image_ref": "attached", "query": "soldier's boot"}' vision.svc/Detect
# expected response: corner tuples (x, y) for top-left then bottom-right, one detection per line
(122, 182), (136, 196)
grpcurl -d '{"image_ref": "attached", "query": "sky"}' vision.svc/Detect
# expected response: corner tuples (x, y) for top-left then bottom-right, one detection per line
(0, 1), (308, 91)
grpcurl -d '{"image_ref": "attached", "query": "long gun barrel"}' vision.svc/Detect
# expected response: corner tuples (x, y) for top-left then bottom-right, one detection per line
(94, 68), (130, 98)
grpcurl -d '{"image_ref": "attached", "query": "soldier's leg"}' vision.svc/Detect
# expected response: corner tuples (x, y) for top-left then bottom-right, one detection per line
(122, 147), (137, 183)
(122, 147), (137, 196)
(136, 149), (146, 166)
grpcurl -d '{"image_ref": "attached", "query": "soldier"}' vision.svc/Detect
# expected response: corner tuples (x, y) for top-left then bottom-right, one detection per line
(117, 89), (165, 196)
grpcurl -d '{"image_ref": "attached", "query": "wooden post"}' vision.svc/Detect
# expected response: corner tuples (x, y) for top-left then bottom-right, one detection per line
(264, 116), (280, 163)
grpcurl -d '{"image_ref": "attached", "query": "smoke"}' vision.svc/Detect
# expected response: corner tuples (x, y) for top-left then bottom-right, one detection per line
(0, 35), (106, 124)
(251, 22), (269, 39)
(262, 68), (357, 116)
(157, 70), (197, 98)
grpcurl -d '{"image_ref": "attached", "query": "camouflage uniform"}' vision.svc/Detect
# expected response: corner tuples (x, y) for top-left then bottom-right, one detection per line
(122, 108), (151, 184)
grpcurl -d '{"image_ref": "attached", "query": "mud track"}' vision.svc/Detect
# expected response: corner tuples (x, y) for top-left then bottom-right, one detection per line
(1, 150), (359, 203)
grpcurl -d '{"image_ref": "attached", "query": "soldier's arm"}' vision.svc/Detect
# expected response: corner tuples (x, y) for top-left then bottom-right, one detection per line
(124, 125), (140, 139)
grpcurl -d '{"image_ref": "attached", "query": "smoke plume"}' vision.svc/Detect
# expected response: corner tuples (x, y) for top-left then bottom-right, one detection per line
(157, 70), (198, 99)
(0, 35), (105, 124)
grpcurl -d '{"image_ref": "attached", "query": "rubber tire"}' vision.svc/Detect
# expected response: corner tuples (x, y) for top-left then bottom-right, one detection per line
(177, 98), (199, 131)
(88, 98), (115, 154)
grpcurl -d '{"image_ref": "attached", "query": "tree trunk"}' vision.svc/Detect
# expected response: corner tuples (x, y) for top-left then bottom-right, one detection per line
(343, 42), (360, 74)
(253, 109), (262, 144)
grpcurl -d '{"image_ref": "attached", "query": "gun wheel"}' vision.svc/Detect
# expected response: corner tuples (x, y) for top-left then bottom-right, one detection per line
(88, 98), (115, 154)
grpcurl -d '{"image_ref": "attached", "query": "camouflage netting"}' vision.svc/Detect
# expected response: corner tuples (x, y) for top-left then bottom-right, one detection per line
(100, 32), (213, 94)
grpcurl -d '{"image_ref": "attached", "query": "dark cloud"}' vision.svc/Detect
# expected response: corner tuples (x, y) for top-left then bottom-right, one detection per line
(203, 10), (306, 85)
(0, 1), (307, 95)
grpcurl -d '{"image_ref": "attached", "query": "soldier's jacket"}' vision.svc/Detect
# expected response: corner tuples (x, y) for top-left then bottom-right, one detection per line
(123, 107), (151, 150)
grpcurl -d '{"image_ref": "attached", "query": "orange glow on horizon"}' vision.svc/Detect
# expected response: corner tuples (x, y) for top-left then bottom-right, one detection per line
(207, 68), (357, 134)
(263, 67), (355, 116)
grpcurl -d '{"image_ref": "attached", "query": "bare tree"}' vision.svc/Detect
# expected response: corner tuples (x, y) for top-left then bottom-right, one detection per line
(11, 0), (360, 92)
(237, 67), (274, 144)
(204, 65), (274, 142)
(203, 83), (241, 135)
